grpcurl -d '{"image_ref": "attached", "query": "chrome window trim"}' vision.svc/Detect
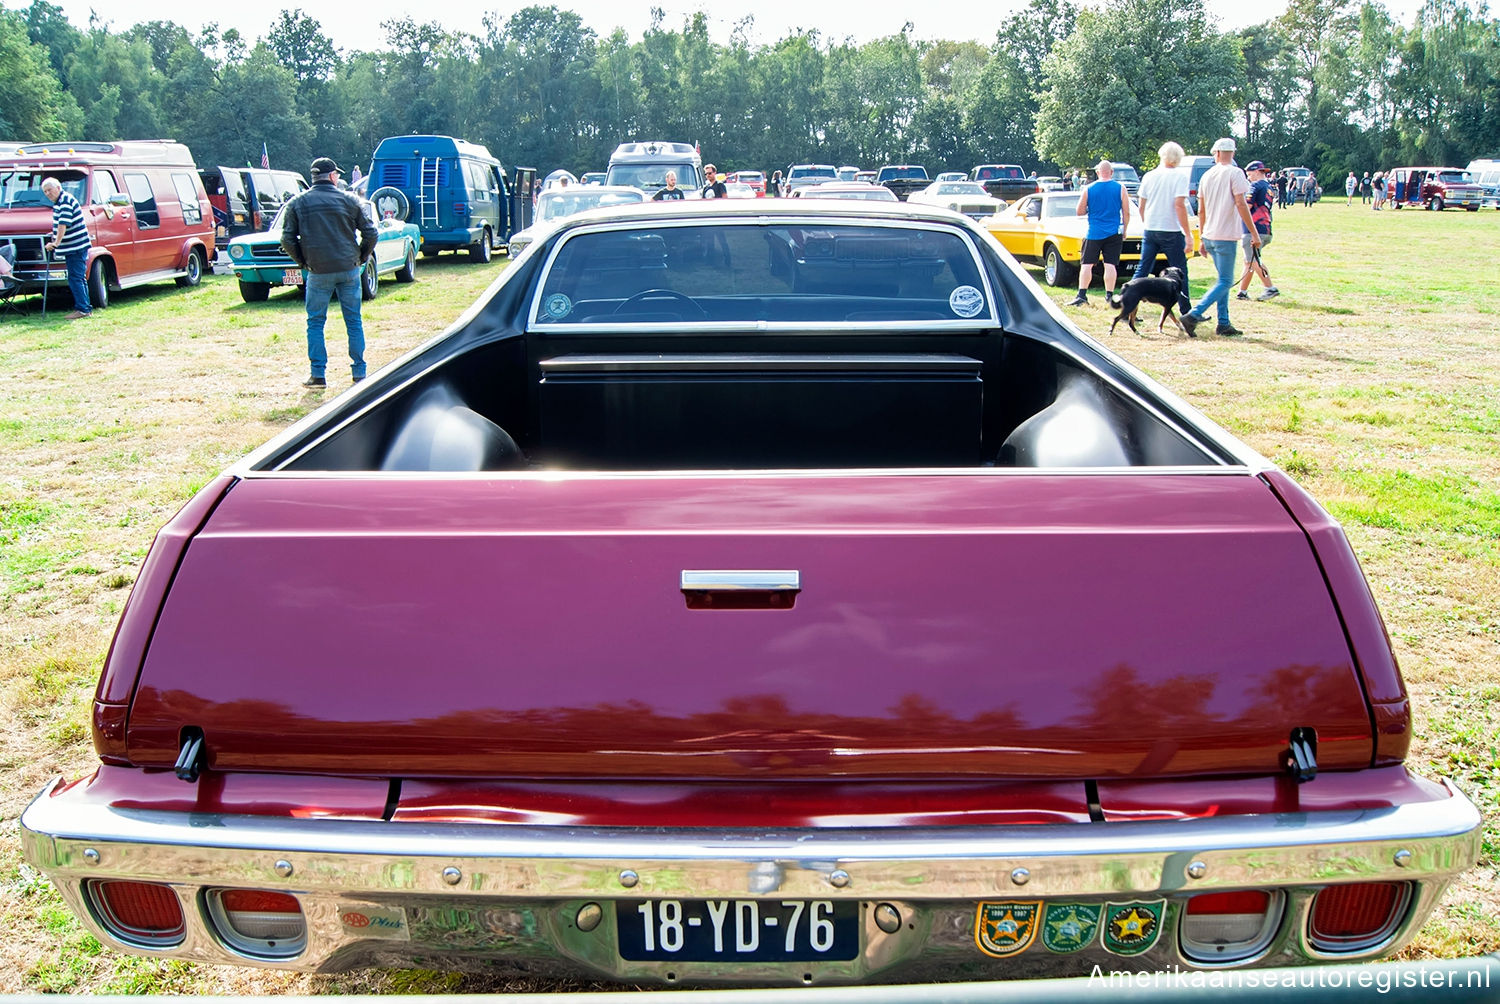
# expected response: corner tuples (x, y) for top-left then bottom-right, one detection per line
(526, 217), (1001, 332)
(235, 464), (1258, 481)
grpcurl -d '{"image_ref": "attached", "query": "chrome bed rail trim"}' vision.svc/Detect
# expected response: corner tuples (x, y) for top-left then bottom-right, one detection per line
(21, 778), (1480, 900)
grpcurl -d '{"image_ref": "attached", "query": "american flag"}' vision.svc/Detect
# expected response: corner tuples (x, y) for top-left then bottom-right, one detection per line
(260, 143), (270, 169)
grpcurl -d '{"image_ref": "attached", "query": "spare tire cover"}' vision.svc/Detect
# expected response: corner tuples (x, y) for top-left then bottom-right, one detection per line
(370, 186), (411, 222)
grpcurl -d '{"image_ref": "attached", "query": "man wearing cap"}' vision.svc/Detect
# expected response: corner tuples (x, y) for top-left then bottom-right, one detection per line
(1181, 138), (1258, 337)
(281, 157), (378, 389)
(1068, 159), (1131, 308)
(1236, 161), (1278, 301)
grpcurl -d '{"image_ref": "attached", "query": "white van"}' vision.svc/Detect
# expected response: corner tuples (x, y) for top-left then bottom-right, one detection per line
(1466, 158), (1500, 207)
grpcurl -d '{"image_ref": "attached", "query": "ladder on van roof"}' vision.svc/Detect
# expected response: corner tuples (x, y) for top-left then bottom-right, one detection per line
(419, 157), (439, 230)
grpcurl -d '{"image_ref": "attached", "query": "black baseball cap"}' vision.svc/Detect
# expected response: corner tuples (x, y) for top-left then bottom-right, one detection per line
(311, 157), (340, 174)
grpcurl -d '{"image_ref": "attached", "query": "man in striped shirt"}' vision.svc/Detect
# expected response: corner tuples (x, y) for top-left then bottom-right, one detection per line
(42, 177), (93, 319)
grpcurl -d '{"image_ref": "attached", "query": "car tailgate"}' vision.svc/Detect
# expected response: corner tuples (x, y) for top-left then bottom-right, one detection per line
(123, 472), (1375, 779)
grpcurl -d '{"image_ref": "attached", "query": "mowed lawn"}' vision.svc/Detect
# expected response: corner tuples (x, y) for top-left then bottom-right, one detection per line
(0, 202), (1496, 992)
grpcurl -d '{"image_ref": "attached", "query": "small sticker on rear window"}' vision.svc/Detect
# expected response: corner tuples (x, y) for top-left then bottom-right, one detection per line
(949, 285), (984, 318)
(543, 293), (573, 319)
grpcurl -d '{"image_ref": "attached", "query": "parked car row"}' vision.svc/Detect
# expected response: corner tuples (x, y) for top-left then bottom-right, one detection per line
(0, 134), (540, 312)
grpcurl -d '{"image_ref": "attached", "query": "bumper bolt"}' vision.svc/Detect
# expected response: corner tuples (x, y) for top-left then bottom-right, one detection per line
(1186, 861), (1208, 880)
(442, 866), (462, 885)
(1011, 867), (1030, 886)
(82, 848), (100, 865)
(1394, 849), (1412, 868)
(576, 903), (603, 932)
(619, 870), (640, 888)
(829, 869), (851, 888)
(274, 860), (294, 878)
(874, 903), (902, 933)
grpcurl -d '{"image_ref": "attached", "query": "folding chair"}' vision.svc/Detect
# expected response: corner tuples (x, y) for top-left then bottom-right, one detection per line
(0, 243), (26, 318)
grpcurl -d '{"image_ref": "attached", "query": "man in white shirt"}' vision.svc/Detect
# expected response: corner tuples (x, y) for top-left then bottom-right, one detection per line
(1133, 141), (1194, 318)
(1182, 138), (1259, 337)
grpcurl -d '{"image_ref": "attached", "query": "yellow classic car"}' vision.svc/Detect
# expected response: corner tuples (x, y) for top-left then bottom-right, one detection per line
(986, 190), (1187, 288)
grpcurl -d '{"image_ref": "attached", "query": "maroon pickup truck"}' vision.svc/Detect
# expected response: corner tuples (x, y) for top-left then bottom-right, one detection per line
(20, 200), (1480, 987)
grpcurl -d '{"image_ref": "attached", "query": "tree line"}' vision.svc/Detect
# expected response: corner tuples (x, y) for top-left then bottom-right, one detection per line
(3, 0), (1497, 183)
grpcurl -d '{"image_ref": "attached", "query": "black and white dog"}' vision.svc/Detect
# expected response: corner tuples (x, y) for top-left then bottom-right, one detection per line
(1109, 266), (1189, 337)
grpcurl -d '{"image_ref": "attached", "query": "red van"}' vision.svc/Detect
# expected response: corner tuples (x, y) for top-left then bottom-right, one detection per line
(0, 140), (215, 308)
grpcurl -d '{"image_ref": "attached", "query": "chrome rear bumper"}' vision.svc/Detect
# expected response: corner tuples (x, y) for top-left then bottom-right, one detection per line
(20, 776), (1481, 983)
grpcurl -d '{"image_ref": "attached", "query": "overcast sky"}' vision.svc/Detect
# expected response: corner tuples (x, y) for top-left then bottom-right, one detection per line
(57, 0), (1422, 54)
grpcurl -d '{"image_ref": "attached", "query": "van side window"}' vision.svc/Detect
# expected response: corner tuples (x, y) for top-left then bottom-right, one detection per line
(272, 172), (301, 203)
(124, 173), (160, 228)
(250, 170), (280, 212)
(92, 171), (121, 205)
(222, 170), (249, 212)
(172, 173), (202, 224)
(466, 161), (489, 203)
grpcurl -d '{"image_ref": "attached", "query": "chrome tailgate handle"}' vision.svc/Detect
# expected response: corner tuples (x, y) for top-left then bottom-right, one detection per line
(681, 570), (801, 592)
(681, 571), (800, 609)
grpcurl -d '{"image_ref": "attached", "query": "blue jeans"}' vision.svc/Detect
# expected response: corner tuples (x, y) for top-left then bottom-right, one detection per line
(64, 250), (91, 314)
(1189, 239), (1238, 326)
(1134, 230), (1192, 312)
(304, 267), (365, 379)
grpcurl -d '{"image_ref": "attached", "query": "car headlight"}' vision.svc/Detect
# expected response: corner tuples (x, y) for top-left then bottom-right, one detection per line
(228, 245), (245, 260)
(508, 240), (529, 257)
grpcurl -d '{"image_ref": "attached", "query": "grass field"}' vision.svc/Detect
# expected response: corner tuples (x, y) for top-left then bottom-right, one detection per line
(0, 202), (1495, 992)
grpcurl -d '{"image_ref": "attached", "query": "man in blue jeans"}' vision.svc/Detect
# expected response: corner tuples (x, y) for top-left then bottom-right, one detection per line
(281, 157), (378, 388)
(1133, 141), (1194, 317)
(41, 177), (93, 319)
(1182, 139), (1259, 338)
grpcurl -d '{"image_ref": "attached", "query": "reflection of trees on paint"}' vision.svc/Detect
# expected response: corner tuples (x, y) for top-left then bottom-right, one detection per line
(128, 651), (1370, 783)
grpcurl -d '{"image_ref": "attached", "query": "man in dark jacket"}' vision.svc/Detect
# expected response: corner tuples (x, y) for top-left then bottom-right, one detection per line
(281, 157), (378, 388)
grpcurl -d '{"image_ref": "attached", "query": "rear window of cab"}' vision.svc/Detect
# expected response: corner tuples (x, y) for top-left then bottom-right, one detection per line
(531, 222), (995, 327)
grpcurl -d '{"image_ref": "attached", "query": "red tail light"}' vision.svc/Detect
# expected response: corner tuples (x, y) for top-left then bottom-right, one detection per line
(208, 888), (307, 958)
(88, 880), (186, 945)
(1180, 890), (1280, 962)
(455, 202), (468, 215)
(1308, 882), (1410, 953)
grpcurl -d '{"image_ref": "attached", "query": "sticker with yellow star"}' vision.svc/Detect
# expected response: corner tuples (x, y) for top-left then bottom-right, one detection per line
(974, 901), (1041, 957)
(1102, 900), (1166, 956)
(1040, 902), (1102, 953)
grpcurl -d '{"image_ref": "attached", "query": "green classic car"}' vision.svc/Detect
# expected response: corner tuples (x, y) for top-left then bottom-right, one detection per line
(226, 201), (421, 302)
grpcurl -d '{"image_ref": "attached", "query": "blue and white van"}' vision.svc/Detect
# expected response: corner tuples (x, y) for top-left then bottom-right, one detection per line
(366, 135), (535, 260)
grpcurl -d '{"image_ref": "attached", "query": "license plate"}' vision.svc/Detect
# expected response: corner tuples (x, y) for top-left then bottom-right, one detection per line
(283, 269), (304, 285)
(617, 899), (858, 962)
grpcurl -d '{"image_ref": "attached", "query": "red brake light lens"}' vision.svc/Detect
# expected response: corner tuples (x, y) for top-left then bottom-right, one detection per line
(88, 880), (186, 945)
(1309, 882), (1409, 951)
(220, 889), (301, 914)
(1187, 890), (1272, 915)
